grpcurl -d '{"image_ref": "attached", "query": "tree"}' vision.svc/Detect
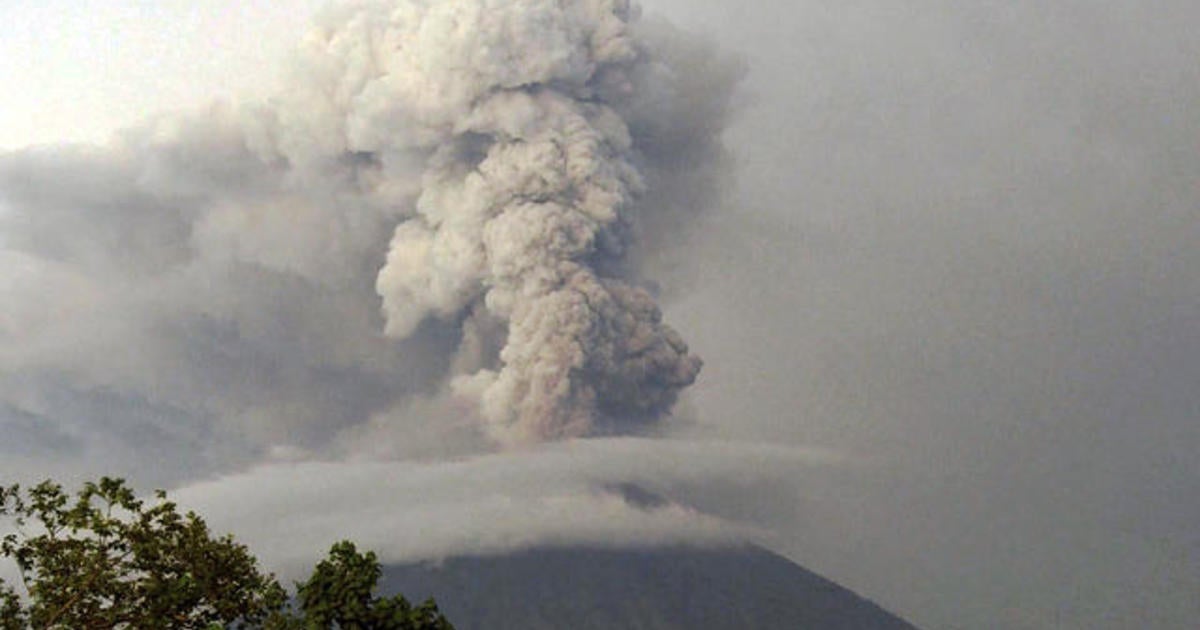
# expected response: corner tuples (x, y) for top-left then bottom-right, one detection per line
(0, 478), (453, 629)
(268, 542), (452, 630)
(1, 581), (26, 630)
(0, 478), (285, 629)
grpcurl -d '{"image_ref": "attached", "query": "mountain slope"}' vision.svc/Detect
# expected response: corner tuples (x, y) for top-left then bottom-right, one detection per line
(380, 545), (919, 629)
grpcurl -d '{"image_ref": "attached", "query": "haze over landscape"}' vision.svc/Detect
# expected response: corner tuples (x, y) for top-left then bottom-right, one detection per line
(2, 1), (1198, 628)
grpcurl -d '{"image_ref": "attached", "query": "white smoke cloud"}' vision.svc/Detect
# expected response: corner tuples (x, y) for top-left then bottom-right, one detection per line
(0, 0), (740, 472)
(289, 0), (712, 444)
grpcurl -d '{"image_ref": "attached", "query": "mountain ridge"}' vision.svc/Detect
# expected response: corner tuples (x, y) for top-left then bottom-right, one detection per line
(379, 544), (919, 629)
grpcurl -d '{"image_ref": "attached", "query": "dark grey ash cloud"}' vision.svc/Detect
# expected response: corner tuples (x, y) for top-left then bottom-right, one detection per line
(648, 1), (1200, 628)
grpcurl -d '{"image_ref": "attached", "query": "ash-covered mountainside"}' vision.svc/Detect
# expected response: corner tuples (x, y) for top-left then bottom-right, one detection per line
(380, 545), (920, 630)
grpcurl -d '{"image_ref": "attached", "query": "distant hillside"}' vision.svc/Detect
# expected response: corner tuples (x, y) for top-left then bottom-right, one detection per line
(380, 545), (919, 630)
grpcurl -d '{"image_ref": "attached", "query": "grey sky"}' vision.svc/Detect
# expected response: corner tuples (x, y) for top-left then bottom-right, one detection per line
(659, 2), (1200, 627)
(2, 2), (1198, 629)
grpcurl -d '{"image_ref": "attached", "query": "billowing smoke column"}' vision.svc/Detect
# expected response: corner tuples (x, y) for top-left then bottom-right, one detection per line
(0, 0), (739, 469)
(293, 0), (705, 444)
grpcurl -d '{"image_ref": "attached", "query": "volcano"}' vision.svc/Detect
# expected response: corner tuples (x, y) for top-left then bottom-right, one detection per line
(380, 545), (919, 629)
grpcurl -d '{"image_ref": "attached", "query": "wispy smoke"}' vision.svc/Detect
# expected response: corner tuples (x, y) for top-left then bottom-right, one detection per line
(0, 0), (740, 470)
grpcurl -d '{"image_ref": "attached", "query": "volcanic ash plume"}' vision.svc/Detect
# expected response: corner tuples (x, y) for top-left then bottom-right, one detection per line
(0, 0), (739, 466)
(294, 0), (713, 444)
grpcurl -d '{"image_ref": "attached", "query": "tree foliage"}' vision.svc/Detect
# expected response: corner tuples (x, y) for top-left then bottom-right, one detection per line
(0, 478), (284, 629)
(0, 478), (452, 629)
(268, 542), (452, 630)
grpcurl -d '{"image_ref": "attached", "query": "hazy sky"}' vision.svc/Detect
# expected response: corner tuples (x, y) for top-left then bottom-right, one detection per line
(2, 2), (1198, 629)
